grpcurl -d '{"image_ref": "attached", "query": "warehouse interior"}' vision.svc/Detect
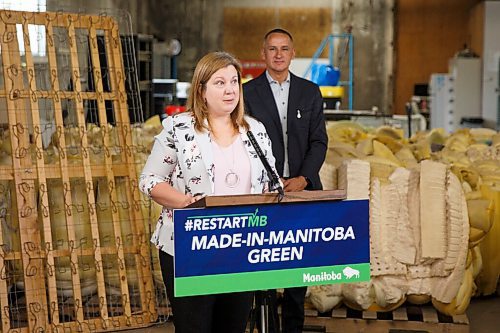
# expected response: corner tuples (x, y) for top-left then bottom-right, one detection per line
(44, 0), (499, 123)
(0, 0), (498, 332)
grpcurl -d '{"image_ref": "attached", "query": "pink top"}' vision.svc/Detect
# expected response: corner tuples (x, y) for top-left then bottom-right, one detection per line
(212, 136), (251, 195)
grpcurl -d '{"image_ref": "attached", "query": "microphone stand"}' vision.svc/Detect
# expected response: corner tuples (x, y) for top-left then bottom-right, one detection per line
(246, 131), (282, 332)
(247, 131), (284, 201)
(248, 290), (278, 333)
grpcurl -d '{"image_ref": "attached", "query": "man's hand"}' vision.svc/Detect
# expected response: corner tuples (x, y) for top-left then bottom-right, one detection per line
(283, 176), (308, 192)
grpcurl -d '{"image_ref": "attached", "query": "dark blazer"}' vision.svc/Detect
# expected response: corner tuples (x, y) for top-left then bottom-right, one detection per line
(244, 72), (328, 190)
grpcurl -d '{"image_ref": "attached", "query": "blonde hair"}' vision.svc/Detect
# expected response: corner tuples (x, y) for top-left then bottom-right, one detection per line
(187, 51), (249, 132)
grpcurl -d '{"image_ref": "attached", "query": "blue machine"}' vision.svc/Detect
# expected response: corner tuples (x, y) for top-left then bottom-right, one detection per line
(304, 34), (354, 110)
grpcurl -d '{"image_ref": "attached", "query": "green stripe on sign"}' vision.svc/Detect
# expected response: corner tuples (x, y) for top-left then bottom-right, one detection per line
(174, 263), (370, 297)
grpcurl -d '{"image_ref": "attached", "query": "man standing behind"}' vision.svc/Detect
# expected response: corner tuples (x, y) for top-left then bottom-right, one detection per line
(244, 28), (328, 332)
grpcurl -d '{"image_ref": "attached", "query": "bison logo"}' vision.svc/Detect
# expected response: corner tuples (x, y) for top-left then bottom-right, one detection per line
(343, 266), (360, 279)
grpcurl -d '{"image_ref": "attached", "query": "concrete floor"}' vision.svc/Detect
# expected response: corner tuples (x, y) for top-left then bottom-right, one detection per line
(120, 295), (500, 332)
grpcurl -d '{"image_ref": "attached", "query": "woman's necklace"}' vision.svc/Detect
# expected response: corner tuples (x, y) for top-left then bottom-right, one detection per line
(211, 120), (240, 188)
(225, 165), (239, 188)
(222, 141), (240, 188)
(216, 139), (240, 188)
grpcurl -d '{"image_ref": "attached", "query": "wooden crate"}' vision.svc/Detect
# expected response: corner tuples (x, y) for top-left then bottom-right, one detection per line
(304, 305), (469, 333)
(0, 9), (157, 332)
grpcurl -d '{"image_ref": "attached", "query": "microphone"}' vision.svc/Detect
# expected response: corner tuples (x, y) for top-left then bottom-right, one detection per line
(247, 131), (285, 197)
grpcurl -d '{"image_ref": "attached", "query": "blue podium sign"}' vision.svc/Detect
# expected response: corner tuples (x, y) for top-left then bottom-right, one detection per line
(173, 199), (369, 296)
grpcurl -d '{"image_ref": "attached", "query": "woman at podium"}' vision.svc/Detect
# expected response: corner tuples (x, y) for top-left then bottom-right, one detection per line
(139, 51), (280, 333)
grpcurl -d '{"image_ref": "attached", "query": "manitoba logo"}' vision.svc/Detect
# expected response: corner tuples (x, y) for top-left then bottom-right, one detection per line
(303, 270), (342, 282)
(342, 266), (360, 279)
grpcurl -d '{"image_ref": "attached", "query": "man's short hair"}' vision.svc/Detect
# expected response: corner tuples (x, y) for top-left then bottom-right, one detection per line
(264, 28), (293, 42)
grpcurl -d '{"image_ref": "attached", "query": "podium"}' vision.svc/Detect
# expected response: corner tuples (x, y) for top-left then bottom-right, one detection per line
(184, 190), (348, 333)
(173, 189), (371, 330)
(188, 189), (347, 208)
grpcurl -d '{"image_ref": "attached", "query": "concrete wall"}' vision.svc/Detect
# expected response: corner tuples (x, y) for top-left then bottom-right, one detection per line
(47, 0), (394, 112)
(336, 1), (394, 112)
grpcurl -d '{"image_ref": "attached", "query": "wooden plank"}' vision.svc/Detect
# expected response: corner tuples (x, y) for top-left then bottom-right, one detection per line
(45, 19), (87, 326)
(305, 316), (470, 333)
(189, 189), (347, 208)
(20, 17), (60, 327)
(0, 20), (48, 332)
(0, 245), (140, 261)
(1, 251), (22, 261)
(88, 20), (132, 320)
(0, 164), (131, 180)
(0, 10), (115, 30)
(362, 310), (377, 320)
(304, 308), (318, 317)
(421, 305), (439, 323)
(392, 306), (408, 321)
(331, 307), (347, 318)
(305, 305), (470, 333)
(0, 90), (119, 101)
(66, 17), (109, 322)
(9, 313), (152, 333)
(105, 20), (155, 321)
(0, 188), (11, 331)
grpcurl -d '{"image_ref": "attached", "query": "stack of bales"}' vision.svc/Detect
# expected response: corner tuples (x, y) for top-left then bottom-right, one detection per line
(311, 122), (499, 316)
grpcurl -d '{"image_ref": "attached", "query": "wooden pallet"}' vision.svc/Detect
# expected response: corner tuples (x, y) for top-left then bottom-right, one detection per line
(304, 305), (469, 333)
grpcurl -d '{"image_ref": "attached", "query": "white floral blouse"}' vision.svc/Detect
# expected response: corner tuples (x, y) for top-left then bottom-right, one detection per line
(139, 112), (278, 255)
